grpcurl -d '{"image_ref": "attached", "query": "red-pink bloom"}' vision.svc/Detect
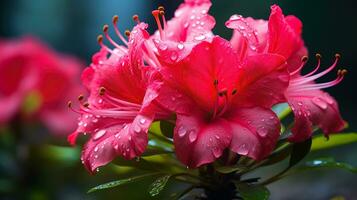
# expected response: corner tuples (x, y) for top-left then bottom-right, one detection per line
(0, 36), (83, 134)
(155, 36), (289, 167)
(68, 22), (169, 172)
(226, 5), (346, 142)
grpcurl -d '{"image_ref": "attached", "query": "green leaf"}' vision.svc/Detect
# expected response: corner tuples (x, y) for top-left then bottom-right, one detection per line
(87, 172), (162, 193)
(148, 174), (171, 197)
(160, 120), (175, 138)
(296, 157), (357, 173)
(215, 165), (247, 174)
(262, 143), (292, 166)
(236, 183), (270, 200)
(311, 133), (357, 151)
(272, 103), (291, 120)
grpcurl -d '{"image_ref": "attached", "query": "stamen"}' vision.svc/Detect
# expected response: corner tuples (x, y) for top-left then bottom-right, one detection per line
(112, 15), (128, 46)
(159, 10), (167, 30)
(83, 102), (90, 108)
(303, 53), (322, 77)
(102, 24), (121, 49)
(97, 35), (122, 57)
(152, 10), (164, 39)
(68, 101), (82, 114)
(291, 54), (341, 85)
(231, 89), (237, 95)
(217, 89), (229, 117)
(290, 55), (308, 76)
(212, 79), (220, 120)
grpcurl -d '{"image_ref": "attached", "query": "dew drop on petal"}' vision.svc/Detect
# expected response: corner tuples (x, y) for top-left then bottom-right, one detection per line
(93, 130), (106, 140)
(237, 143), (249, 155)
(94, 146), (99, 152)
(188, 130), (198, 143)
(194, 35), (206, 41)
(257, 127), (268, 137)
(178, 126), (187, 137)
(170, 52), (178, 61)
(213, 147), (221, 158)
(177, 43), (184, 50)
(312, 97), (328, 110)
(139, 118), (146, 124)
(134, 125), (141, 133)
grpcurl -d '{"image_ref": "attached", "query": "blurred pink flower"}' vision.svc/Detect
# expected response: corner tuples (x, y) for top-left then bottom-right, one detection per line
(0, 36), (84, 135)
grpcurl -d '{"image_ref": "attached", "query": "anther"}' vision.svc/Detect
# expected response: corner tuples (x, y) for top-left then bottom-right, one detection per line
(218, 89), (228, 97)
(231, 89), (237, 95)
(67, 101), (72, 108)
(103, 24), (109, 32)
(99, 87), (106, 96)
(78, 94), (84, 101)
(132, 14), (140, 23)
(112, 15), (119, 24)
(158, 6), (165, 11)
(335, 53), (341, 59)
(301, 56), (308, 62)
(315, 53), (322, 59)
(97, 35), (103, 44)
(213, 79), (219, 86)
(125, 30), (131, 37)
(159, 11), (165, 16)
(83, 102), (90, 108)
(338, 69), (348, 76)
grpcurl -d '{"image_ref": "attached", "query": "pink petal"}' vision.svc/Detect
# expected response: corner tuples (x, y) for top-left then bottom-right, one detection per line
(159, 36), (240, 112)
(234, 54), (289, 108)
(267, 5), (304, 62)
(226, 107), (281, 160)
(174, 111), (232, 168)
(286, 89), (346, 142)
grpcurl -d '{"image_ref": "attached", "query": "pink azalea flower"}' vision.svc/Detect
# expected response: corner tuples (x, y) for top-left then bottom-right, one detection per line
(226, 5), (346, 142)
(68, 21), (169, 172)
(0, 36), (83, 135)
(155, 36), (289, 168)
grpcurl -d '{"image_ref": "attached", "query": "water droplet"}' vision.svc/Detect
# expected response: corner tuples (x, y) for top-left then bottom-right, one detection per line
(312, 97), (328, 110)
(257, 127), (268, 137)
(93, 130), (106, 140)
(184, 22), (189, 28)
(83, 123), (88, 127)
(170, 53), (178, 61)
(190, 15), (196, 20)
(201, 9), (207, 14)
(194, 35), (206, 41)
(249, 45), (257, 51)
(171, 96), (176, 101)
(261, 119), (265, 122)
(212, 147), (221, 158)
(200, 21), (205, 26)
(98, 99), (103, 104)
(297, 102), (303, 106)
(177, 43), (184, 50)
(128, 136), (132, 141)
(237, 143), (249, 155)
(230, 14), (242, 20)
(94, 155), (98, 159)
(139, 118), (146, 124)
(188, 130), (198, 143)
(178, 126), (187, 137)
(78, 121), (83, 126)
(92, 118), (98, 123)
(134, 125), (141, 133)
(94, 147), (99, 152)
(114, 144), (119, 150)
(215, 135), (220, 139)
(159, 44), (168, 51)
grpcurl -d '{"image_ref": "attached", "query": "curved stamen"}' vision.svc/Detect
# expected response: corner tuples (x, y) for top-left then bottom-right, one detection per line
(103, 24), (121, 49)
(132, 14), (140, 24)
(290, 56), (308, 76)
(97, 35), (123, 57)
(291, 54), (340, 85)
(292, 71), (346, 92)
(112, 15), (128, 46)
(152, 10), (165, 40)
(217, 89), (229, 117)
(303, 53), (322, 77)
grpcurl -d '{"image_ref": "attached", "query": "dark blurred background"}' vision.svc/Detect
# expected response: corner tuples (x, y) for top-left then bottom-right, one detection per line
(0, 0), (356, 199)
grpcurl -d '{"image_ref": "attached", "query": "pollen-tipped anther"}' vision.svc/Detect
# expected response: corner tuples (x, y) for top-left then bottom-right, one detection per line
(158, 6), (165, 11)
(78, 94), (84, 101)
(232, 89), (237, 95)
(103, 24), (109, 32)
(335, 53), (341, 59)
(315, 53), (322, 59)
(125, 30), (131, 37)
(97, 35), (103, 44)
(83, 102), (90, 108)
(132, 15), (140, 23)
(99, 87), (106, 96)
(112, 15), (119, 24)
(301, 56), (308, 62)
(67, 101), (72, 108)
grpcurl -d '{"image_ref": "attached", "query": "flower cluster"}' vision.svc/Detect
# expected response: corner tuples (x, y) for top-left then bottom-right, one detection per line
(0, 36), (84, 134)
(69, 0), (346, 172)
